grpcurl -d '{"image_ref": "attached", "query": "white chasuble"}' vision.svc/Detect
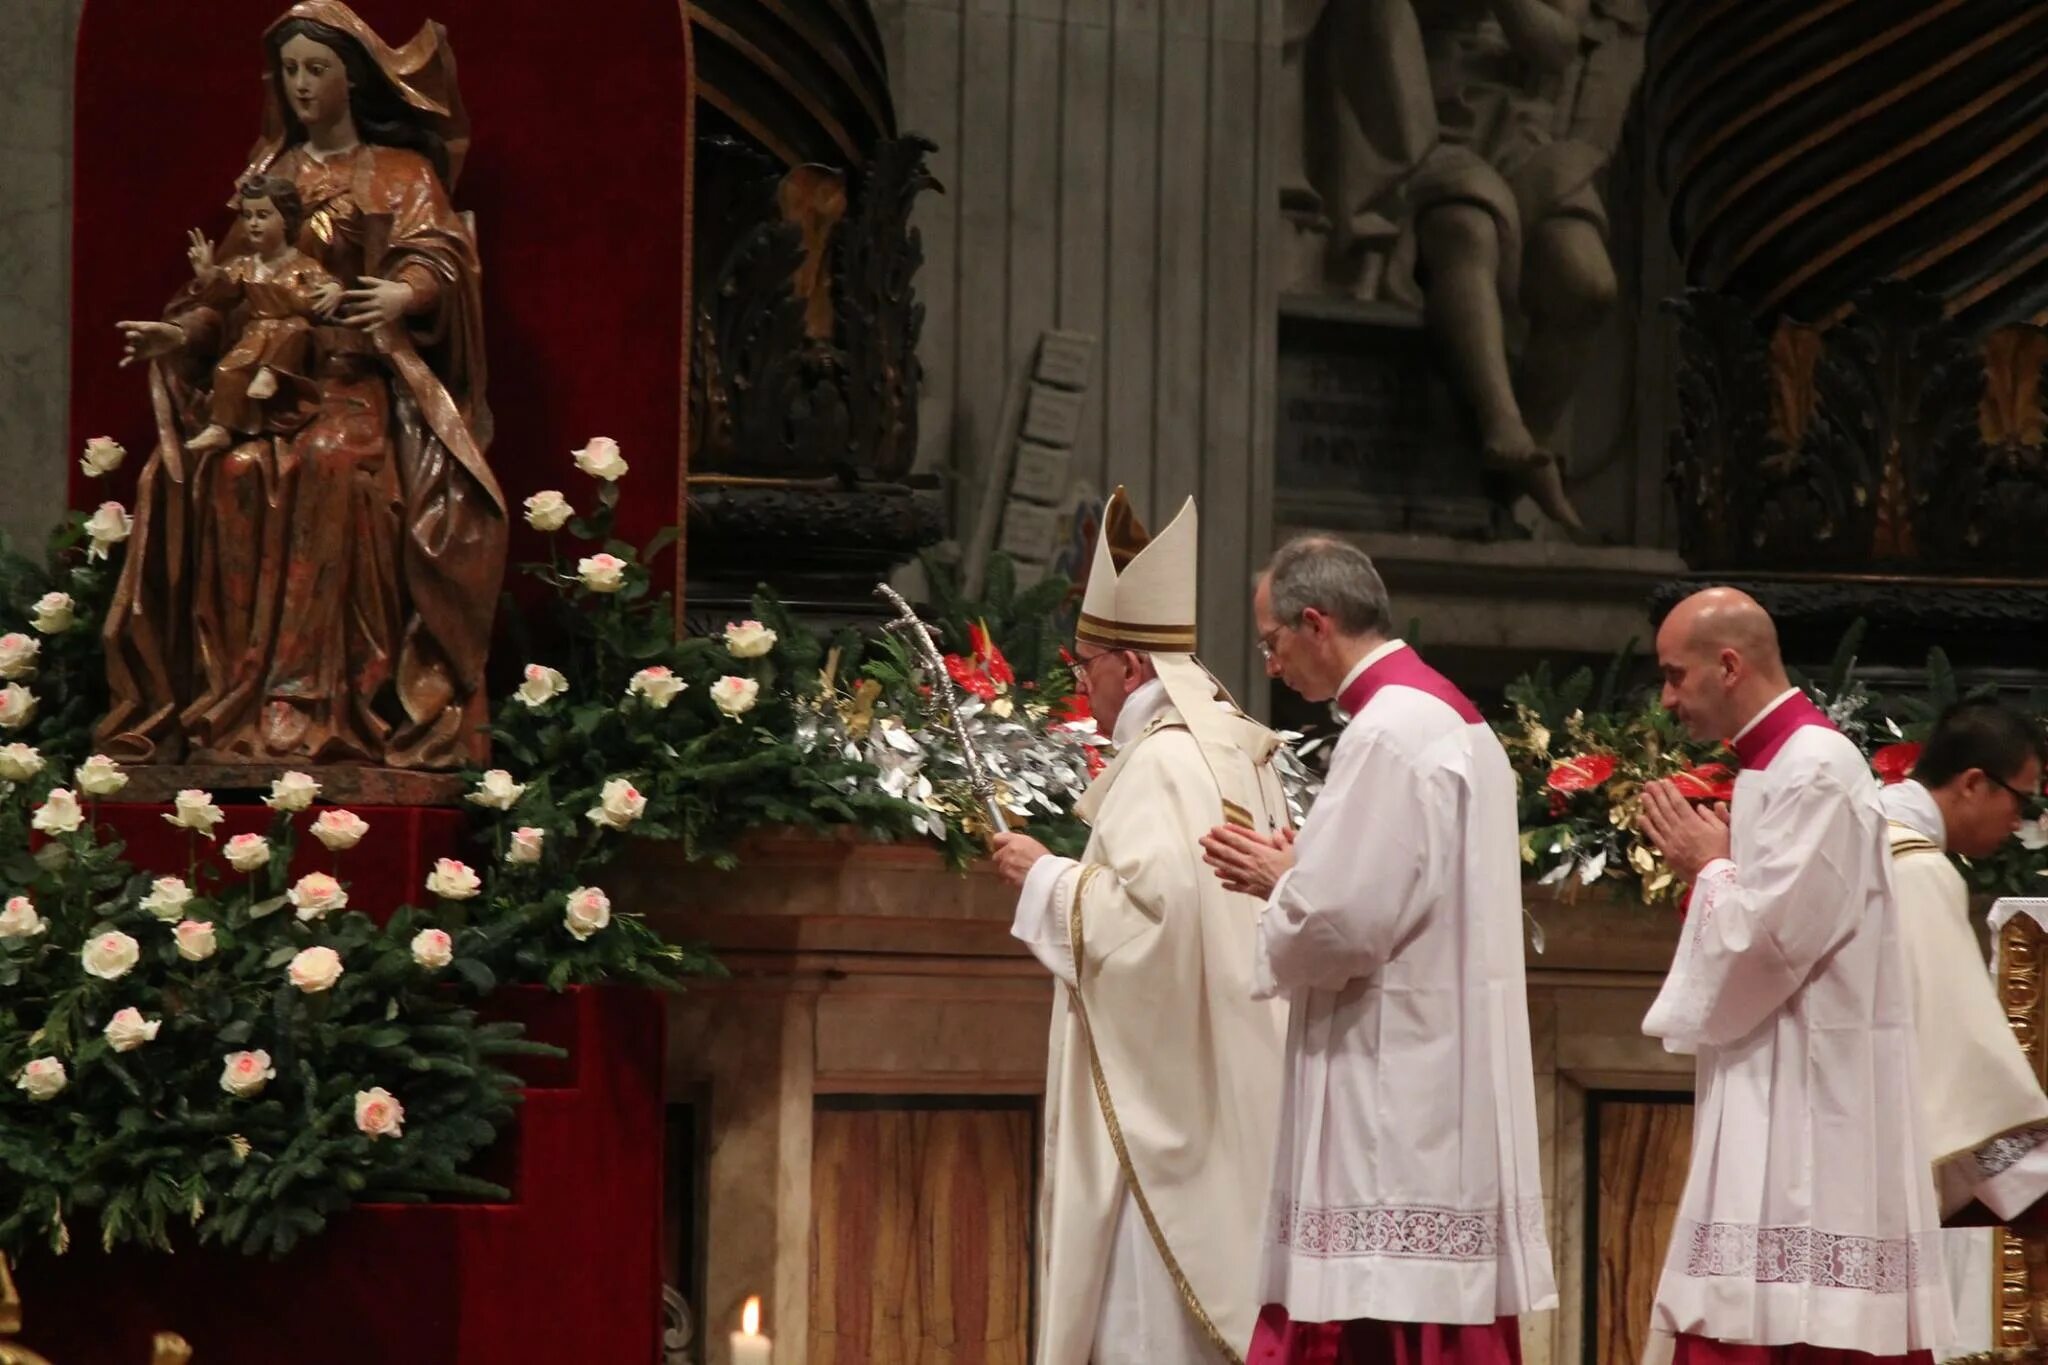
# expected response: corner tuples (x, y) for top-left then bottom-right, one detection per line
(1013, 678), (1290, 1365)
(1642, 695), (1951, 1356)
(1254, 642), (1557, 1327)
(1881, 782), (2048, 1221)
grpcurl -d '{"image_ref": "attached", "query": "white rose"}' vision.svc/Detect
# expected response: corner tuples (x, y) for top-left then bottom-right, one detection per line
(224, 833), (271, 873)
(174, 918), (218, 962)
(74, 754), (127, 796)
(287, 871), (348, 922)
(81, 929), (140, 981)
(287, 945), (344, 994)
(710, 675), (760, 718)
(17, 1057), (66, 1102)
(523, 490), (573, 532)
(577, 552), (628, 594)
(628, 666), (686, 709)
(30, 592), (74, 634)
(104, 1007), (161, 1053)
(467, 769), (526, 811)
(0, 683), (37, 731)
(0, 633), (40, 680)
(80, 436), (126, 477)
(219, 1049), (276, 1098)
(506, 826), (546, 865)
(585, 776), (648, 831)
(410, 928), (454, 970)
(722, 619), (778, 658)
(0, 896), (46, 940)
(140, 876), (194, 922)
(515, 664), (569, 708)
(264, 771), (321, 812)
(564, 885), (612, 941)
(84, 500), (133, 559)
(31, 788), (84, 835)
(310, 808), (369, 851)
(164, 788), (225, 838)
(424, 858), (481, 901)
(0, 743), (44, 782)
(355, 1086), (406, 1139)
(572, 435), (628, 482)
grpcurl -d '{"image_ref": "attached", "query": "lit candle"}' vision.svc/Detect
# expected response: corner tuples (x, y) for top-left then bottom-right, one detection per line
(730, 1295), (771, 1365)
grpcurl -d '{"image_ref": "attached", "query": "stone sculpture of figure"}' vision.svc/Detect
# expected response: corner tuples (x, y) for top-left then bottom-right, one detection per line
(1288, 0), (1646, 530)
(108, 1), (504, 771)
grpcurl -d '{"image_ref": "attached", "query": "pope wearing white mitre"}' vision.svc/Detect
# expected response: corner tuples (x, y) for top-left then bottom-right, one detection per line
(990, 487), (1291, 1365)
(1636, 588), (1951, 1365)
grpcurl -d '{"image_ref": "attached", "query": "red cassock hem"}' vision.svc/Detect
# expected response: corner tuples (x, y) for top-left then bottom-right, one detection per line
(1671, 1334), (1936, 1365)
(1247, 1305), (1523, 1365)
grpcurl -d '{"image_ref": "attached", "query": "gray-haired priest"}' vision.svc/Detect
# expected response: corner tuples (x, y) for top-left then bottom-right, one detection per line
(1200, 535), (1556, 1365)
(990, 487), (1292, 1365)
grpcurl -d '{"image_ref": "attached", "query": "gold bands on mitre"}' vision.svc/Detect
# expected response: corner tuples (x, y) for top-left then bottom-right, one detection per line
(1076, 611), (1198, 652)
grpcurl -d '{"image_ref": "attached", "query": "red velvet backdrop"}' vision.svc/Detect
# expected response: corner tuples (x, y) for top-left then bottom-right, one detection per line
(68, 0), (693, 592)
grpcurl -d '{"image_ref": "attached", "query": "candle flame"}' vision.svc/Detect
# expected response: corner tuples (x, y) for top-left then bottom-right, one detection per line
(742, 1296), (761, 1336)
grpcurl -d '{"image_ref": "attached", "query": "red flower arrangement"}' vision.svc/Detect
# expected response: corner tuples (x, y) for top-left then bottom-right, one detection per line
(1870, 742), (1921, 785)
(1669, 762), (1735, 804)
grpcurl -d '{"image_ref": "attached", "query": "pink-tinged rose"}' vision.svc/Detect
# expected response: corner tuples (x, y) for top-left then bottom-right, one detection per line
(0, 742), (43, 781)
(310, 808), (370, 851)
(104, 1007), (161, 1053)
(628, 666), (685, 708)
(577, 552), (628, 594)
(355, 1086), (406, 1139)
(219, 1049), (276, 1098)
(516, 663), (569, 708)
(0, 683), (38, 731)
(507, 826), (546, 865)
(0, 632), (40, 680)
(572, 435), (627, 481)
(522, 489), (573, 531)
(411, 928), (454, 970)
(17, 1057), (65, 1101)
(0, 895), (46, 940)
(74, 754), (126, 795)
(30, 592), (74, 634)
(288, 872), (348, 922)
(585, 776), (647, 831)
(424, 858), (481, 901)
(288, 945), (344, 994)
(84, 500), (132, 559)
(722, 619), (777, 658)
(30, 788), (84, 835)
(710, 675), (760, 718)
(264, 771), (320, 812)
(467, 769), (526, 811)
(164, 788), (224, 837)
(564, 885), (612, 941)
(80, 435), (126, 477)
(174, 919), (218, 962)
(81, 930), (140, 980)
(224, 832), (271, 873)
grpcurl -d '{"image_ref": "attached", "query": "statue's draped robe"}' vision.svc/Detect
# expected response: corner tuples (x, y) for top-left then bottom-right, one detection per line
(1642, 693), (1951, 1364)
(1013, 679), (1290, 1364)
(101, 139), (503, 769)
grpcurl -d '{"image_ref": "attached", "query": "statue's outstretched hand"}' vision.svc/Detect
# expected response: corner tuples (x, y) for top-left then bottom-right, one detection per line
(309, 279), (345, 319)
(186, 228), (218, 282)
(116, 320), (184, 367)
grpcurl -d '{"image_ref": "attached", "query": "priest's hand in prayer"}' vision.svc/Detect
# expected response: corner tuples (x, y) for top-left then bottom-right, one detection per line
(1636, 780), (1731, 882)
(990, 831), (1053, 888)
(1200, 824), (1296, 899)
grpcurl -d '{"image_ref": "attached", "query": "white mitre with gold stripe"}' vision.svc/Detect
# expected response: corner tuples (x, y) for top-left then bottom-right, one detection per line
(1076, 487), (1199, 654)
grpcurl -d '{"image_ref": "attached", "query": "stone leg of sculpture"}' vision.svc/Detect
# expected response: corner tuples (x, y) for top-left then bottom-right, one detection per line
(1515, 214), (1618, 446)
(1417, 200), (1586, 530)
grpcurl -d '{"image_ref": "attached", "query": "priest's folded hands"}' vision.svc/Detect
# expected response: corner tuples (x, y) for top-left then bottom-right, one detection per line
(1635, 779), (1729, 882)
(1199, 823), (1295, 898)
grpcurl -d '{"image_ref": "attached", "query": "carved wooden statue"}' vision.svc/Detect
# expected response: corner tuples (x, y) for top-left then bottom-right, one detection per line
(1285, 0), (1646, 531)
(105, 1), (504, 775)
(0, 1255), (190, 1364)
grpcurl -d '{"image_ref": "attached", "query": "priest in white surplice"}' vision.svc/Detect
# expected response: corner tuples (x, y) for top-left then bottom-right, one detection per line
(1882, 700), (2048, 1225)
(1200, 536), (1555, 1365)
(1637, 588), (1952, 1365)
(990, 488), (1291, 1365)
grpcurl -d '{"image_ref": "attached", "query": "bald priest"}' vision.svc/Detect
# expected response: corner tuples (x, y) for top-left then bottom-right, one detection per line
(989, 489), (1293, 1365)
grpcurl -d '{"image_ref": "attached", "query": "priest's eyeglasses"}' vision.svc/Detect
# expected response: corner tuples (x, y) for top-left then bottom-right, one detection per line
(1990, 772), (2043, 811)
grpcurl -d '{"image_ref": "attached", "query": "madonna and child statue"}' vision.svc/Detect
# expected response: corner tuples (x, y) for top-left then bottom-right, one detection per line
(104, 1), (505, 793)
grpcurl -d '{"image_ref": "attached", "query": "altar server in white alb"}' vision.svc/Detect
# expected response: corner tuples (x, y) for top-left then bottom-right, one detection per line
(1883, 701), (2048, 1220)
(1637, 587), (1951, 1365)
(990, 488), (1292, 1365)
(1201, 535), (1555, 1365)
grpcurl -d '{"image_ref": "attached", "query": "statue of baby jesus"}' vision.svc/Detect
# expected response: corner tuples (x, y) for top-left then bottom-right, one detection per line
(183, 175), (342, 456)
